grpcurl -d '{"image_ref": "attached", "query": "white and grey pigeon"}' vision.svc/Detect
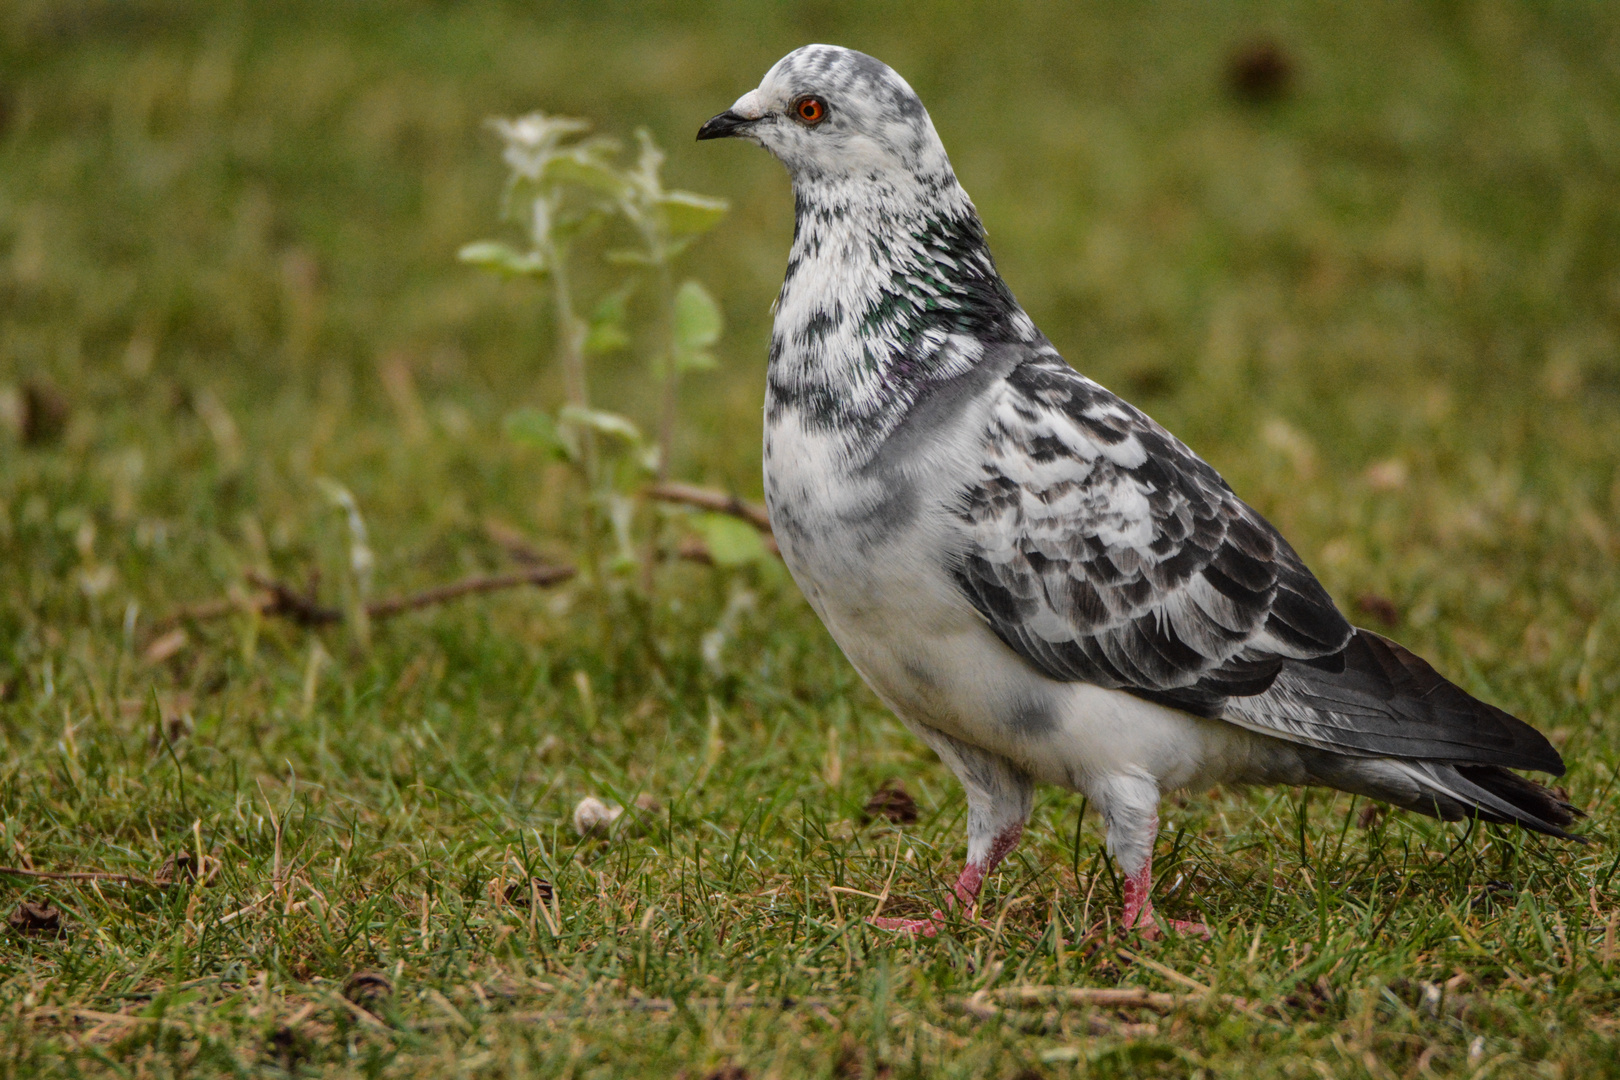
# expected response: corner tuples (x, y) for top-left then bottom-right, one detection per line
(699, 45), (1579, 937)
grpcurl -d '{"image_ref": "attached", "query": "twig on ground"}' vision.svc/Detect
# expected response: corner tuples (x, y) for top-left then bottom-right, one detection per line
(626, 995), (833, 1015)
(247, 572), (343, 626)
(646, 482), (772, 531)
(646, 481), (780, 557)
(326, 990), (391, 1031)
(155, 564), (576, 636)
(949, 984), (1257, 1021)
(0, 866), (155, 889)
(364, 566), (575, 620)
(27, 1006), (193, 1029)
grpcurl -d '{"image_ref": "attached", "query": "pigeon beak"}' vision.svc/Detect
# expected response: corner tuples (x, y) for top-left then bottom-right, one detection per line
(697, 109), (753, 141)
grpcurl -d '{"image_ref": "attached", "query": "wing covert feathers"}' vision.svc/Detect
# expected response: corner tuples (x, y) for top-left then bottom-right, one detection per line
(953, 352), (1352, 718)
(949, 349), (1567, 784)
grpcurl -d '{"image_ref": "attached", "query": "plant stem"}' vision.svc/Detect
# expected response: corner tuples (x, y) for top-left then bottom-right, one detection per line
(637, 255), (679, 592)
(547, 236), (601, 582)
(652, 258), (677, 484)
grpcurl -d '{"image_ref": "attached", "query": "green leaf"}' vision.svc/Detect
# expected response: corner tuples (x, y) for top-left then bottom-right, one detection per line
(657, 191), (729, 237)
(545, 148), (629, 199)
(584, 324), (630, 354)
(458, 240), (546, 277)
(674, 349), (719, 374)
(557, 405), (643, 444)
(503, 407), (574, 462)
(673, 280), (723, 352)
(692, 512), (768, 567)
(584, 290), (632, 355)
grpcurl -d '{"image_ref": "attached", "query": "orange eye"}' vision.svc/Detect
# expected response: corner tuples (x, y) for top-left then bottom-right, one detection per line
(794, 96), (826, 125)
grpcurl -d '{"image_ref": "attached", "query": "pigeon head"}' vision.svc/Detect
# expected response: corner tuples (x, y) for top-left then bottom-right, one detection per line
(701, 46), (1033, 440)
(698, 45), (953, 185)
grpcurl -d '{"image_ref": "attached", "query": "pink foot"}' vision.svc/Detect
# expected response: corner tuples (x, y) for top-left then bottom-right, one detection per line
(867, 823), (1023, 938)
(1121, 835), (1211, 940)
(1131, 912), (1212, 940)
(868, 911), (944, 937)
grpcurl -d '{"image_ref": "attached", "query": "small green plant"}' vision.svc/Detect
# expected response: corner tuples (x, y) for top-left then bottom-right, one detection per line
(460, 113), (732, 583)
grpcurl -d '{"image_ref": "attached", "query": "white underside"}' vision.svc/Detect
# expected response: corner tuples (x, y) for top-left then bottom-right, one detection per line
(763, 405), (1311, 874)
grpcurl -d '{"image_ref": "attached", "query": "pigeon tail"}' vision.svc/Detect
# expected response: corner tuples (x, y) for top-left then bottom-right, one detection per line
(1225, 629), (1567, 776)
(1307, 754), (1584, 840)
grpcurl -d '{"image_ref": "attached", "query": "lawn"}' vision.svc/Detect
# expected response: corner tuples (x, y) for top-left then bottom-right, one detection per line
(3, 1), (1620, 1076)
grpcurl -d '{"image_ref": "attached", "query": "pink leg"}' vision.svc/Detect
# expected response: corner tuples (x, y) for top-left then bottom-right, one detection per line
(1119, 823), (1210, 940)
(870, 823), (1024, 937)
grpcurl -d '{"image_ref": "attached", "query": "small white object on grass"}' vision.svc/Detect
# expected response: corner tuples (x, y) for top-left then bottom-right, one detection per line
(572, 796), (623, 838)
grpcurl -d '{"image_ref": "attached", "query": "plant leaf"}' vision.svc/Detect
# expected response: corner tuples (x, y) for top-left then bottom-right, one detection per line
(546, 149), (629, 199)
(504, 407), (575, 462)
(459, 240), (547, 277)
(585, 289), (632, 355)
(674, 350), (718, 373)
(557, 405), (643, 444)
(673, 280), (723, 352)
(658, 191), (729, 237)
(692, 513), (768, 567)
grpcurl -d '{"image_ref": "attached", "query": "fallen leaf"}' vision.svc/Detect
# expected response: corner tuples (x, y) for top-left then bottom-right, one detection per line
(504, 877), (555, 907)
(143, 628), (189, 666)
(21, 379), (70, 445)
(1353, 593), (1400, 627)
(1226, 37), (1294, 103)
(9, 900), (65, 937)
(342, 970), (393, 1006)
(863, 780), (919, 826)
(154, 850), (220, 888)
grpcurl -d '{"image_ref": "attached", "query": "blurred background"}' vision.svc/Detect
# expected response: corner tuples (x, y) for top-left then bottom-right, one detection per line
(2, 0), (1618, 713)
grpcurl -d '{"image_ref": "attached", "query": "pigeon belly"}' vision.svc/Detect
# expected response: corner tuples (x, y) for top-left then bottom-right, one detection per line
(762, 413), (1304, 801)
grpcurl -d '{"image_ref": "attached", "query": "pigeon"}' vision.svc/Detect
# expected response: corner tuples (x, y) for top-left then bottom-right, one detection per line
(698, 44), (1580, 937)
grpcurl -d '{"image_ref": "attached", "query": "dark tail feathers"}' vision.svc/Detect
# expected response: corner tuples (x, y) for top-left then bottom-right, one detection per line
(1449, 764), (1585, 840)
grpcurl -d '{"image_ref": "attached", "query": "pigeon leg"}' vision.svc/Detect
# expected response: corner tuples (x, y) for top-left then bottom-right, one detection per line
(1103, 776), (1210, 939)
(870, 727), (1032, 937)
(1120, 844), (1210, 939)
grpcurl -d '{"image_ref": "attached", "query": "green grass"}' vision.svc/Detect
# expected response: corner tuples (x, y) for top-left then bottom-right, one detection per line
(3, 0), (1620, 1076)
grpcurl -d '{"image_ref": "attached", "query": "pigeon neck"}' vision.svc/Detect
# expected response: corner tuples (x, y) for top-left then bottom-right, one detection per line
(767, 171), (1036, 453)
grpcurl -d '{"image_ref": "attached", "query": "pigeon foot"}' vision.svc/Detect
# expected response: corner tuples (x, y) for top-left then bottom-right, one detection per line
(1121, 840), (1210, 939)
(868, 912), (944, 937)
(1130, 912), (1213, 941)
(868, 825), (1023, 938)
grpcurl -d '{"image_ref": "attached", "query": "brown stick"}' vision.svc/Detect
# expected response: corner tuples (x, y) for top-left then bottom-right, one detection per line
(158, 564), (576, 636)
(365, 565), (575, 620)
(247, 572), (342, 626)
(646, 482), (781, 558)
(952, 984), (1263, 1023)
(646, 482), (772, 532)
(0, 866), (155, 888)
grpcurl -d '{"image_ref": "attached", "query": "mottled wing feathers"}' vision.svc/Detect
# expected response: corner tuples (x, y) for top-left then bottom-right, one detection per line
(950, 351), (1564, 776)
(952, 352), (1352, 719)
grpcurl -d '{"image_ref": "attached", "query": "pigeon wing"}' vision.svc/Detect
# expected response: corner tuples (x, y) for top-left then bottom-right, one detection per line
(951, 351), (1563, 776)
(951, 351), (1353, 718)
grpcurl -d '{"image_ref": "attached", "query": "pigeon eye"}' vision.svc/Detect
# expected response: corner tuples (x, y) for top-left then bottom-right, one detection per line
(794, 96), (827, 125)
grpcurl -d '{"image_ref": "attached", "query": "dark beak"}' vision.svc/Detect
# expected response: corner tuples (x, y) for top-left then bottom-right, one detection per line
(697, 109), (753, 141)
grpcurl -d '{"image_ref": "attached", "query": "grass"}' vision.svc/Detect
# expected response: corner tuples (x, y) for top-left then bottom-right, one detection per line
(3, 0), (1620, 1076)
